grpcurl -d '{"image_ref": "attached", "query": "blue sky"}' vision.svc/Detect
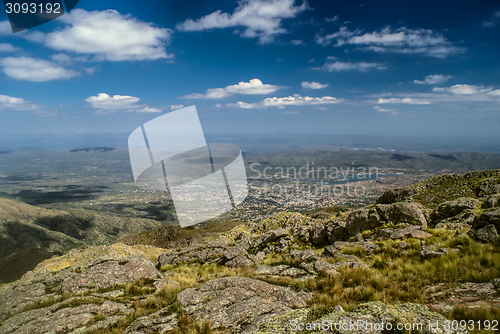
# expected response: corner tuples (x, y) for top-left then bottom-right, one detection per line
(0, 0), (499, 150)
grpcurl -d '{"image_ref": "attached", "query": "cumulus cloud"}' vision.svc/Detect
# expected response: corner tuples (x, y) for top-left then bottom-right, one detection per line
(316, 26), (464, 58)
(315, 59), (386, 72)
(26, 9), (173, 61)
(0, 94), (39, 111)
(228, 94), (342, 109)
(414, 74), (452, 85)
(0, 57), (80, 81)
(378, 97), (431, 104)
(180, 79), (283, 99)
(176, 0), (307, 43)
(170, 104), (184, 110)
(85, 93), (140, 110)
(301, 81), (328, 89)
(432, 84), (492, 95)
(0, 43), (21, 52)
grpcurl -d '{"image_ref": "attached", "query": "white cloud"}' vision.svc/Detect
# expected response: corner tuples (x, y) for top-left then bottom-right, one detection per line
(0, 20), (11, 35)
(0, 43), (21, 52)
(488, 90), (500, 96)
(228, 94), (342, 109)
(432, 84), (492, 95)
(28, 9), (173, 61)
(85, 93), (140, 109)
(482, 11), (500, 27)
(378, 97), (431, 105)
(324, 16), (339, 23)
(283, 110), (299, 114)
(0, 57), (80, 81)
(374, 106), (398, 115)
(315, 60), (385, 72)
(0, 94), (39, 111)
(315, 26), (361, 46)
(137, 107), (163, 113)
(291, 39), (305, 45)
(301, 81), (328, 89)
(180, 78), (283, 99)
(414, 74), (452, 85)
(170, 104), (184, 110)
(316, 26), (464, 58)
(176, 0), (307, 44)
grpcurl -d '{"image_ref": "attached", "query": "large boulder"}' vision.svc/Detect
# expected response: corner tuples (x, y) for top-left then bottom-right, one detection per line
(482, 194), (500, 209)
(376, 202), (428, 226)
(344, 207), (381, 237)
(344, 202), (428, 239)
(176, 276), (311, 333)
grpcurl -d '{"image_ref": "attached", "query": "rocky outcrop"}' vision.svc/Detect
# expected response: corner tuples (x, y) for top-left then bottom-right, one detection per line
(255, 301), (468, 334)
(156, 239), (255, 269)
(374, 226), (432, 241)
(434, 198), (480, 220)
(176, 276), (311, 333)
(0, 244), (165, 333)
(343, 202), (428, 239)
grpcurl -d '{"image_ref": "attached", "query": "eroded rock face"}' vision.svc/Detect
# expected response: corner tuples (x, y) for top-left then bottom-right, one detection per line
(0, 246), (164, 333)
(156, 239), (255, 269)
(176, 276), (311, 334)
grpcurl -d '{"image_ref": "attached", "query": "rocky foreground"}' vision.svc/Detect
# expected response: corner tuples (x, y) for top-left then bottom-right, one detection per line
(0, 170), (500, 333)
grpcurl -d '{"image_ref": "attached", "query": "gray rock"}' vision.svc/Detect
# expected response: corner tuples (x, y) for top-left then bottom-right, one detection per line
(376, 202), (428, 226)
(60, 254), (163, 295)
(310, 223), (327, 246)
(389, 228), (432, 240)
(434, 198), (480, 220)
(311, 301), (467, 334)
(252, 229), (288, 251)
(176, 276), (311, 333)
(314, 260), (340, 276)
(344, 202), (427, 239)
(0, 253), (162, 324)
(325, 220), (346, 243)
(474, 209), (500, 231)
(482, 194), (500, 209)
(125, 309), (178, 334)
(157, 242), (254, 268)
(468, 224), (499, 243)
(420, 248), (445, 259)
